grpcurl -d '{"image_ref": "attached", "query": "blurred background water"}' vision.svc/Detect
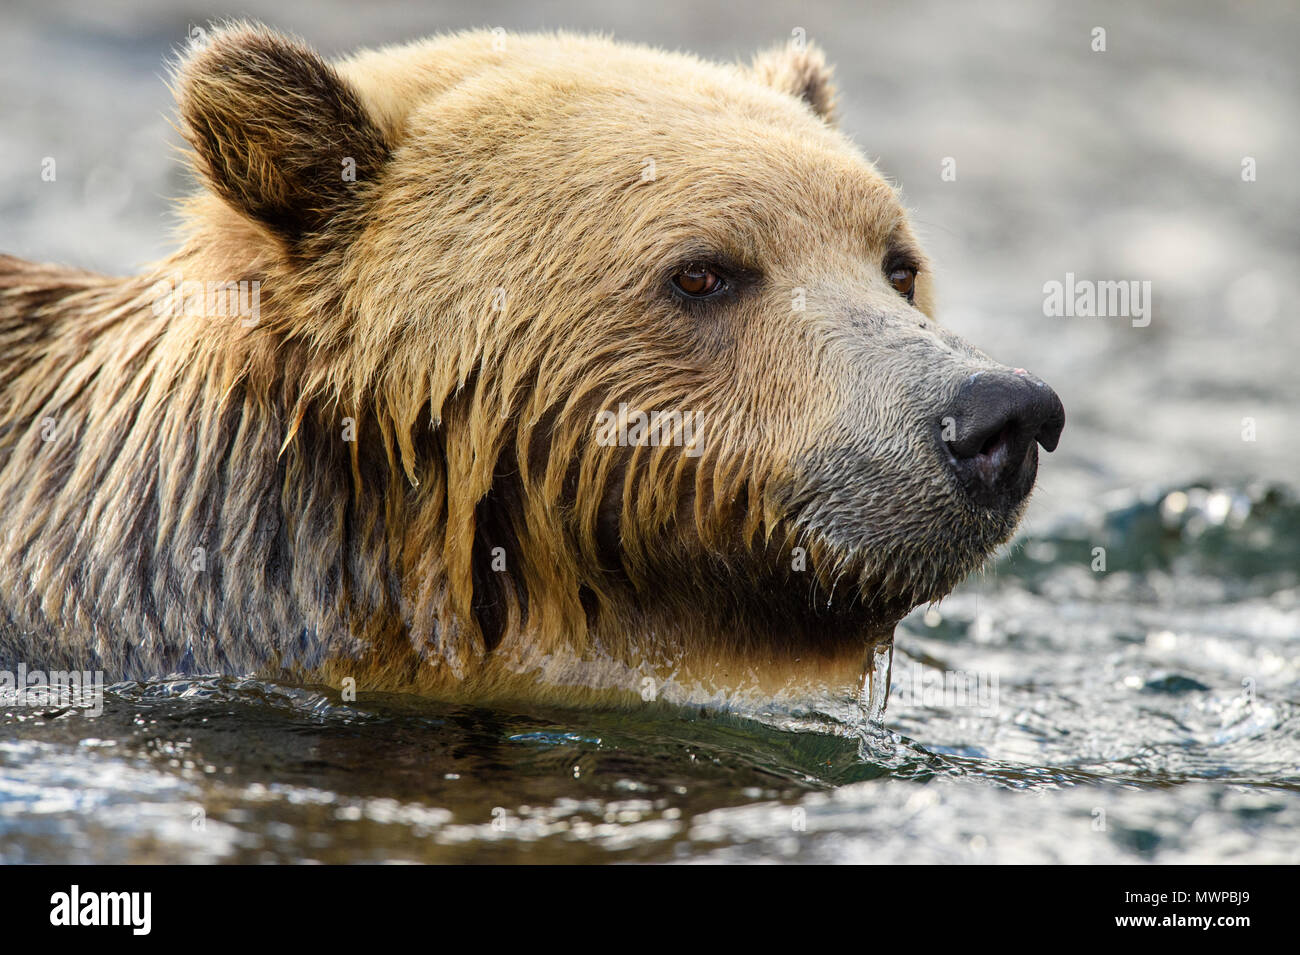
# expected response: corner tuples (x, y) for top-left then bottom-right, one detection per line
(1, 0), (1296, 863)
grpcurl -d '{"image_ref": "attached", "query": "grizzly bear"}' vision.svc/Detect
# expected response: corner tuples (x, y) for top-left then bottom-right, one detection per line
(0, 24), (1063, 708)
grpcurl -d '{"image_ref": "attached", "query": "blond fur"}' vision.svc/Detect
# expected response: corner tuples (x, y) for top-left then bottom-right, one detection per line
(0, 25), (1019, 709)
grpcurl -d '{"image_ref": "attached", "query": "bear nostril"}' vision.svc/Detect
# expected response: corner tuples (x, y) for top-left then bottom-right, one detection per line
(942, 371), (1066, 504)
(979, 425), (1011, 457)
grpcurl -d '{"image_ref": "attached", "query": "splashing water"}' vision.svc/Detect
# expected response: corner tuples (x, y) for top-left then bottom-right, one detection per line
(858, 641), (894, 726)
(849, 640), (903, 762)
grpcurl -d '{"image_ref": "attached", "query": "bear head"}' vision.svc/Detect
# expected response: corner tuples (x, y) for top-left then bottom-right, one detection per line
(171, 24), (1063, 699)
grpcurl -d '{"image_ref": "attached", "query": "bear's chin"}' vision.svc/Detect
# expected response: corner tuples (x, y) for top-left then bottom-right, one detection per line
(774, 508), (1024, 631)
(644, 522), (1007, 639)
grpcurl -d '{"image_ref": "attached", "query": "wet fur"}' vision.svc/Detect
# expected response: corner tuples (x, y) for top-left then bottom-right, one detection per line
(0, 25), (1022, 706)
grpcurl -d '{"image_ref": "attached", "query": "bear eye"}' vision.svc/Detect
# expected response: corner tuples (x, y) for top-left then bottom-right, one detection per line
(672, 265), (724, 298)
(889, 267), (917, 302)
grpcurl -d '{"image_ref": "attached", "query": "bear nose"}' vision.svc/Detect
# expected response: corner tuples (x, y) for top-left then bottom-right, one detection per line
(941, 370), (1065, 504)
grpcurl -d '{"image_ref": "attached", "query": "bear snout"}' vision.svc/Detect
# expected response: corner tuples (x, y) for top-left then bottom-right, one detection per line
(940, 370), (1065, 507)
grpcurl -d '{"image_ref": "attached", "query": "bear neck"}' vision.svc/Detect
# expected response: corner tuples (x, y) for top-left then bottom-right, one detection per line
(0, 249), (410, 683)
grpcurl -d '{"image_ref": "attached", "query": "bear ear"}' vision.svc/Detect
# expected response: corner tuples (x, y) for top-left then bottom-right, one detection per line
(750, 41), (838, 124)
(173, 22), (390, 246)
